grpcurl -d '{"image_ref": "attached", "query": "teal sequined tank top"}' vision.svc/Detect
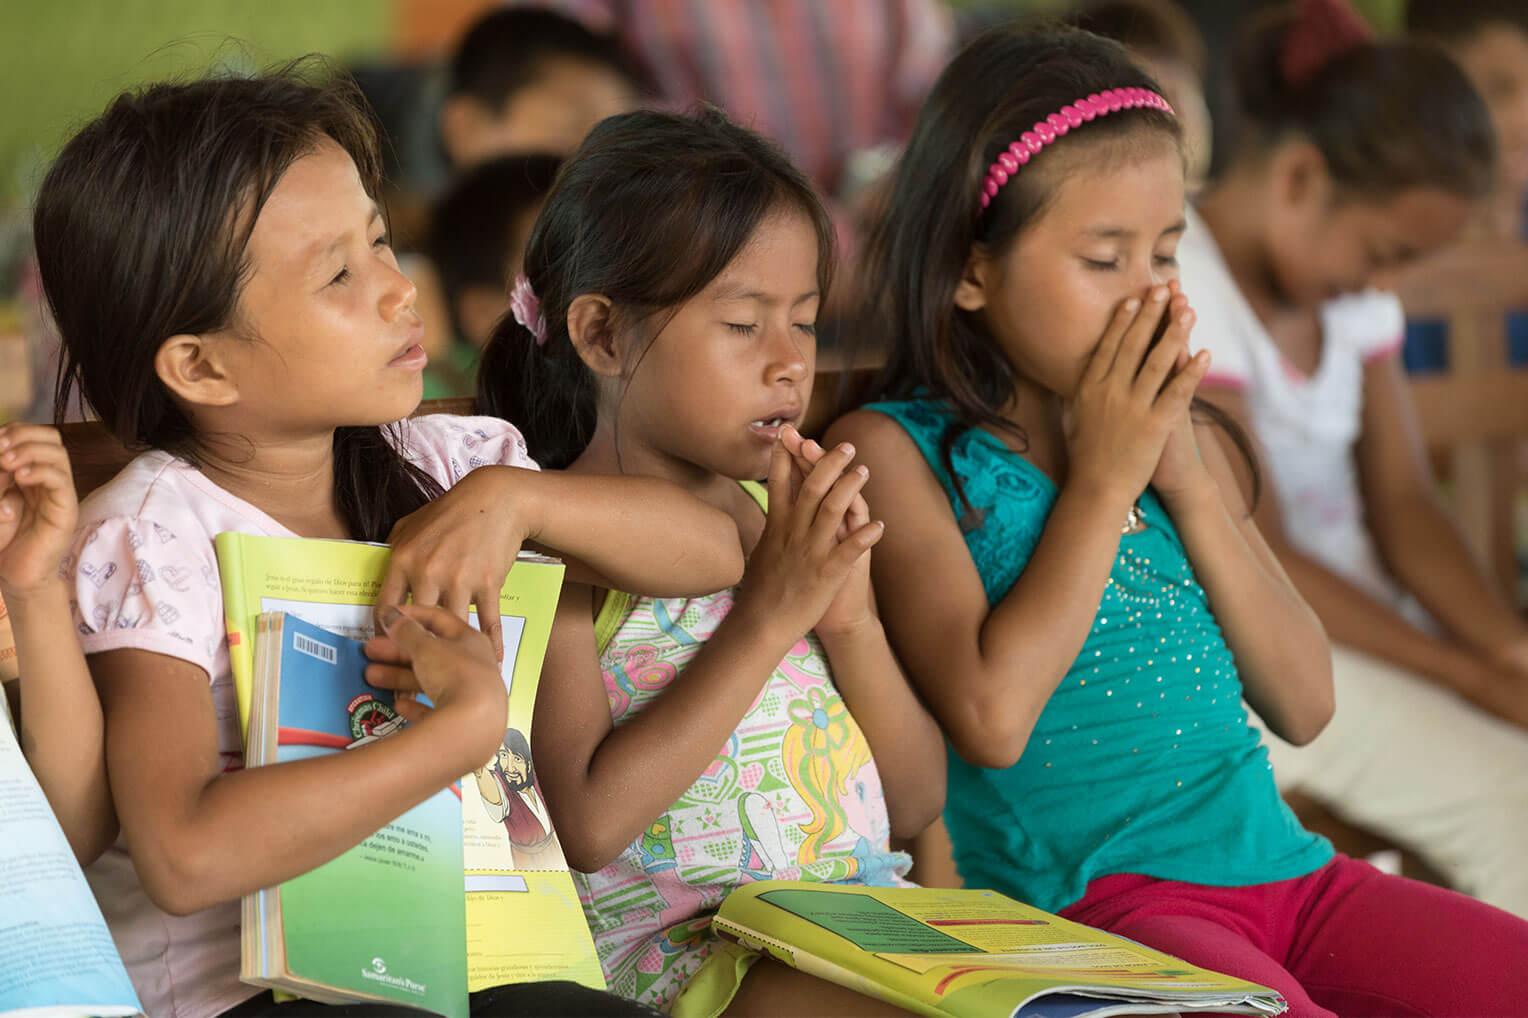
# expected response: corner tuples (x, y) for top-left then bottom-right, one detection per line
(865, 397), (1330, 912)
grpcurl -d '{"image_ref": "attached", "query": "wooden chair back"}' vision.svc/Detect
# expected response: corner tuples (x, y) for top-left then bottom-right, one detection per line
(1407, 307), (1528, 602)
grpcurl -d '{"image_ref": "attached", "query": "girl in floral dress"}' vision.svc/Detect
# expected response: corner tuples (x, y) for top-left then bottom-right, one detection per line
(476, 108), (946, 1017)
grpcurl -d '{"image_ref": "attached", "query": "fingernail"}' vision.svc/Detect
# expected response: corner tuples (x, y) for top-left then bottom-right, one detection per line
(378, 605), (401, 628)
(1180, 311), (1194, 324)
(0, 504), (12, 519)
(856, 465), (869, 477)
(838, 443), (855, 456)
(1151, 287), (1168, 302)
(1124, 298), (1141, 313)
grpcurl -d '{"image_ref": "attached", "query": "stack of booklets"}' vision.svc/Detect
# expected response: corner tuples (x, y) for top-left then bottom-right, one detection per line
(713, 882), (1287, 1018)
(218, 534), (603, 1017)
(0, 687), (140, 1017)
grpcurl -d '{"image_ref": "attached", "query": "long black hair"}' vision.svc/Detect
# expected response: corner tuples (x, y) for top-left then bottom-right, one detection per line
(856, 25), (1258, 518)
(476, 107), (835, 469)
(34, 61), (442, 542)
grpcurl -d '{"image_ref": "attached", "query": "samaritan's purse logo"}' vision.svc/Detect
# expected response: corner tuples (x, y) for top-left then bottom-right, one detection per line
(347, 693), (400, 741)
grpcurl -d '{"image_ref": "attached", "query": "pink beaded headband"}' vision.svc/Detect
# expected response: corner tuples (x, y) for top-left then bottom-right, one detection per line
(978, 87), (1175, 214)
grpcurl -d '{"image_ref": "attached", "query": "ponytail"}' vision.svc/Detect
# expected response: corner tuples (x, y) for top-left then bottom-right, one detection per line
(477, 310), (598, 470)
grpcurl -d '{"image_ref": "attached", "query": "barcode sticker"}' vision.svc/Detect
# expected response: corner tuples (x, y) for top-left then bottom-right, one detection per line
(293, 631), (338, 665)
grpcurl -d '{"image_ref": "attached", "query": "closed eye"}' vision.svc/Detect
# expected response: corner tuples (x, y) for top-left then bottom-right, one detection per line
(329, 267), (351, 286)
(1083, 258), (1118, 271)
(727, 323), (758, 335)
(795, 323), (817, 337)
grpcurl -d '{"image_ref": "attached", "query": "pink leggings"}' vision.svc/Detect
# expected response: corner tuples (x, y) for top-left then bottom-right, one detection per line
(1058, 855), (1528, 1017)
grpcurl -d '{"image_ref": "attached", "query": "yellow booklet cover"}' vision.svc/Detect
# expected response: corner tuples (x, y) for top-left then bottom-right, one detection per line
(215, 533), (604, 994)
(713, 882), (1286, 1018)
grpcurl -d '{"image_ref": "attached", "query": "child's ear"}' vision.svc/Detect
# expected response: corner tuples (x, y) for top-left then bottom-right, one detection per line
(953, 249), (991, 313)
(566, 294), (624, 377)
(438, 96), (489, 168)
(153, 333), (240, 409)
(1273, 140), (1330, 214)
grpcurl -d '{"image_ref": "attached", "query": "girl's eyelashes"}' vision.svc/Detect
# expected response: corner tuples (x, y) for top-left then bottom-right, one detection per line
(327, 235), (392, 287)
(1080, 255), (1178, 272)
(725, 322), (818, 337)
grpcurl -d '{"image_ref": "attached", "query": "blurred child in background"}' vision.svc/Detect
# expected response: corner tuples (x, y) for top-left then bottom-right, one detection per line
(1186, 0), (1528, 918)
(424, 153), (561, 398)
(439, 6), (645, 169)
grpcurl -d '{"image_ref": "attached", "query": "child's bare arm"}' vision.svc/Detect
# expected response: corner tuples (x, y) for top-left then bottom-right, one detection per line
(1155, 414), (1335, 745)
(831, 410), (1113, 771)
(1355, 356), (1528, 665)
(380, 468), (744, 655)
(93, 606), (506, 916)
(0, 424), (115, 864)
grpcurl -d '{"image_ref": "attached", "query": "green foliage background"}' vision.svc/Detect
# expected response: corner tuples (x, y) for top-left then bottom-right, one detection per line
(0, 0), (393, 211)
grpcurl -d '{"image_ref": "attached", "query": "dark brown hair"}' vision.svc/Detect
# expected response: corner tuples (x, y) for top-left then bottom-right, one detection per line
(476, 106), (835, 469)
(447, 7), (650, 110)
(1066, 0), (1208, 81)
(1406, 0), (1528, 43)
(1229, 4), (1496, 200)
(428, 152), (562, 341)
(857, 25), (1258, 518)
(34, 61), (442, 541)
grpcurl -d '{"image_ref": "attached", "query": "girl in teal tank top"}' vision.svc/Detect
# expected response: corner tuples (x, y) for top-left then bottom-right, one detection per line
(828, 20), (1528, 1017)
(475, 109), (946, 1017)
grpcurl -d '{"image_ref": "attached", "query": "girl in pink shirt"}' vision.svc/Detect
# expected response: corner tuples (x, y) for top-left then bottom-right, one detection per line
(33, 64), (741, 1018)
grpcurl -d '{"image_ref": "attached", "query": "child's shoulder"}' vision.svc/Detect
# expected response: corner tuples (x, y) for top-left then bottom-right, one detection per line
(68, 451), (228, 665)
(833, 398), (972, 476)
(391, 413), (540, 489)
(77, 448), (216, 536)
(1322, 289), (1406, 362)
(839, 397), (955, 446)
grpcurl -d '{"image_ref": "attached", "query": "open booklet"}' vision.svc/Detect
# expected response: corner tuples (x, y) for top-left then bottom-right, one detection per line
(0, 680), (141, 1018)
(216, 534), (604, 1014)
(713, 882), (1287, 1018)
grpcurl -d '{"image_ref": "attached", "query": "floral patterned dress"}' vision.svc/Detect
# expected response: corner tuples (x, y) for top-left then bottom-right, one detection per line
(574, 482), (911, 1011)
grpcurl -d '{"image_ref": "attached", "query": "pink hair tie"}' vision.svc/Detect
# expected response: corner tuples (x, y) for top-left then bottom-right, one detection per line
(510, 273), (548, 347)
(977, 86), (1174, 217)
